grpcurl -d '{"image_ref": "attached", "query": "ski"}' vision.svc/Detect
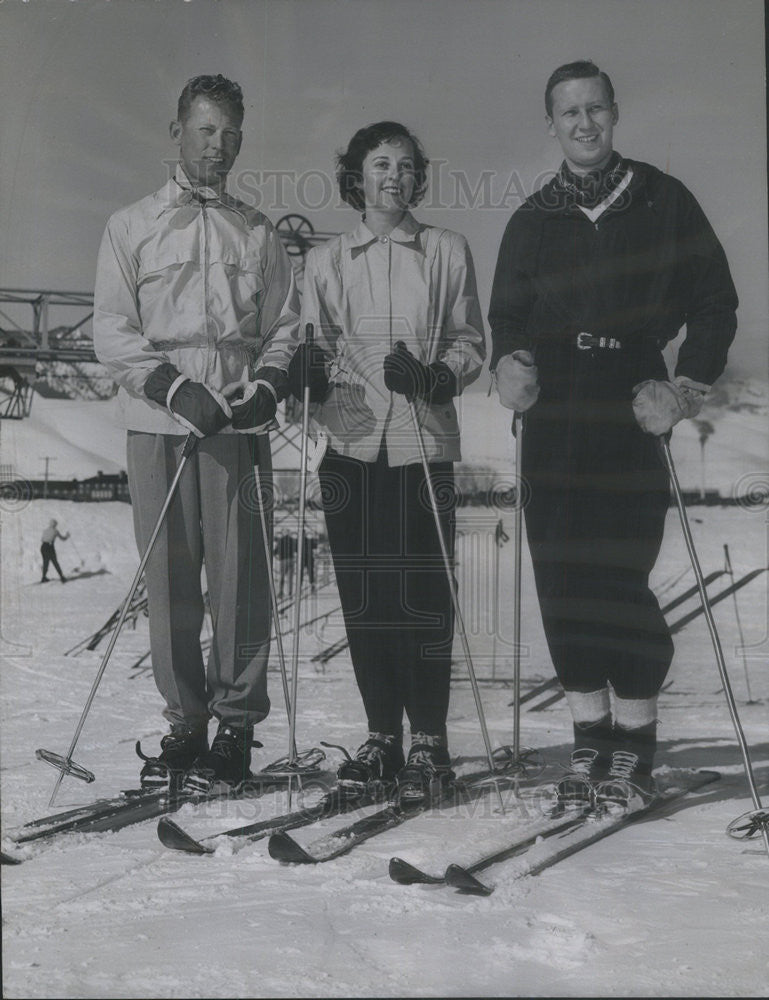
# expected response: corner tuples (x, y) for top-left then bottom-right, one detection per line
(388, 812), (585, 886)
(669, 569), (766, 634)
(2, 769), (318, 863)
(268, 767), (520, 865)
(442, 768), (721, 895)
(659, 569), (725, 614)
(157, 783), (383, 856)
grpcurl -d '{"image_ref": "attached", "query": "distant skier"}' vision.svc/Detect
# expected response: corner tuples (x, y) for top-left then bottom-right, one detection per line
(489, 61), (737, 813)
(275, 532), (297, 600)
(93, 74), (300, 791)
(40, 519), (69, 583)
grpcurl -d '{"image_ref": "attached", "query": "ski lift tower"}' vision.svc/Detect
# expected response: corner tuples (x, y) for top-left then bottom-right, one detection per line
(0, 288), (99, 419)
(272, 215), (338, 468)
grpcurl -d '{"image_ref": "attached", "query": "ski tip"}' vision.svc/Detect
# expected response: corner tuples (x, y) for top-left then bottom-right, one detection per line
(156, 816), (213, 855)
(268, 831), (315, 864)
(1, 850), (23, 866)
(444, 863), (494, 896)
(388, 857), (436, 885)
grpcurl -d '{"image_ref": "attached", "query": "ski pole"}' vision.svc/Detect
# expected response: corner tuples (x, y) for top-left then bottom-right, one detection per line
(253, 458), (296, 758)
(723, 544), (756, 704)
(503, 413), (541, 773)
(38, 432), (197, 807)
(659, 436), (768, 859)
(406, 397), (501, 785)
(287, 323), (314, 777)
(512, 413), (523, 761)
(65, 534), (84, 569)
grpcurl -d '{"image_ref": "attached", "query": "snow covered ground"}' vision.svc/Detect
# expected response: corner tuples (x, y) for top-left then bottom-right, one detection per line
(1, 389), (768, 998)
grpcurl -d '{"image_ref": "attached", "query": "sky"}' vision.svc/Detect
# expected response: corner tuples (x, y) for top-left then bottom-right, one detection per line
(0, 0), (766, 380)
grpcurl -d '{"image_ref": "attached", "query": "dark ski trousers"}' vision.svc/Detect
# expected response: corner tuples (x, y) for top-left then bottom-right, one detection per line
(319, 444), (455, 739)
(40, 542), (65, 581)
(522, 337), (674, 700)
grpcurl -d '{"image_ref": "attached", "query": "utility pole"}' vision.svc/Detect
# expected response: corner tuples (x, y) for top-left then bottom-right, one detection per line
(40, 456), (56, 499)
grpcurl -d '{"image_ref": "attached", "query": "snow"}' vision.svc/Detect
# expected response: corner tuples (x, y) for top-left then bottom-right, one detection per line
(1, 389), (768, 998)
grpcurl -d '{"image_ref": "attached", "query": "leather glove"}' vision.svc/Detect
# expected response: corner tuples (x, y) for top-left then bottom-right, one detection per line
(227, 367), (287, 432)
(383, 341), (456, 403)
(144, 362), (231, 437)
(494, 350), (540, 411)
(288, 343), (331, 403)
(632, 376), (709, 435)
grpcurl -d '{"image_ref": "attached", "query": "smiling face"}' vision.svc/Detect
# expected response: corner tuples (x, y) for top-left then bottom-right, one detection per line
(170, 95), (243, 190)
(546, 76), (618, 175)
(360, 137), (417, 214)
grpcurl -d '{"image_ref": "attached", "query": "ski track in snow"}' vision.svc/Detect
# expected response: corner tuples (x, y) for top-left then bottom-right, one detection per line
(1, 393), (769, 998)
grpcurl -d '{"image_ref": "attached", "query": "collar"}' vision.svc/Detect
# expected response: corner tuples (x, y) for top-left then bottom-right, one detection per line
(348, 212), (423, 251)
(155, 165), (245, 220)
(573, 167), (634, 223)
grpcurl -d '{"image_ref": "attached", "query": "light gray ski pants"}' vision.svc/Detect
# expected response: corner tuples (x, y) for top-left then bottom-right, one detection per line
(126, 431), (272, 731)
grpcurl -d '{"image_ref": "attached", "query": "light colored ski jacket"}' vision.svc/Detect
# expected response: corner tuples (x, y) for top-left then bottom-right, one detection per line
(93, 165), (300, 434)
(300, 213), (486, 466)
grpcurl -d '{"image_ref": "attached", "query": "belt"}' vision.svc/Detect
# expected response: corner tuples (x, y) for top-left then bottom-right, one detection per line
(576, 332), (622, 351)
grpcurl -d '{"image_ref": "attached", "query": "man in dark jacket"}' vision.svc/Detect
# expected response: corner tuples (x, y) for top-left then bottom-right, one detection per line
(489, 60), (737, 813)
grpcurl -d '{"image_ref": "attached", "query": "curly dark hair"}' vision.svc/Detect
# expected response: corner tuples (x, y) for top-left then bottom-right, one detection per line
(177, 74), (244, 124)
(545, 61), (615, 118)
(336, 121), (429, 212)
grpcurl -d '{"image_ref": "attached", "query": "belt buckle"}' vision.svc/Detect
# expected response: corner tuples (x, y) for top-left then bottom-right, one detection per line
(576, 331), (593, 350)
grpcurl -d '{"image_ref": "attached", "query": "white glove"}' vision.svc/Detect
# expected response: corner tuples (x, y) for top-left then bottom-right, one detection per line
(494, 351), (540, 412)
(632, 376), (709, 435)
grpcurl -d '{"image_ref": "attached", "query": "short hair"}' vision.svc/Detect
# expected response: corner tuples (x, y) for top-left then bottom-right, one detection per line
(177, 74), (244, 124)
(336, 121), (429, 212)
(545, 61), (615, 118)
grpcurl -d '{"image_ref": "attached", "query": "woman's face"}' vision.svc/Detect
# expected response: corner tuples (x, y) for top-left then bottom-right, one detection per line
(360, 137), (416, 213)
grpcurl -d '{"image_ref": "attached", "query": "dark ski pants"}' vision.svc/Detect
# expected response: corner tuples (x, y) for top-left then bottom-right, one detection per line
(126, 431), (273, 731)
(522, 338), (674, 700)
(40, 542), (65, 581)
(319, 446), (455, 739)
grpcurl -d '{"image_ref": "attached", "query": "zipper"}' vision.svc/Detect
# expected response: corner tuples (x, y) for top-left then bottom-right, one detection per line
(201, 200), (214, 380)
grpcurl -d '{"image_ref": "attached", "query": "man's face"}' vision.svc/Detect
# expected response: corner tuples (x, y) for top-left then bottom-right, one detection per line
(547, 76), (618, 175)
(170, 96), (242, 189)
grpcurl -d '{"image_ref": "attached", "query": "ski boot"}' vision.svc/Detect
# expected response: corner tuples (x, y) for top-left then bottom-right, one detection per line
(594, 721), (658, 815)
(336, 733), (405, 797)
(136, 723), (208, 790)
(594, 750), (658, 815)
(551, 716), (613, 814)
(395, 734), (455, 806)
(552, 747), (602, 815)
(183, 722), (256, 793)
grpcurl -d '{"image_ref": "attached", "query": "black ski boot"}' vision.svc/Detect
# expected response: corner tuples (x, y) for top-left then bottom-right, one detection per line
(553, 715), (613, 814)
(183, 722), (256, 793)
(337, 733), (405, 794)
(136, 724), (208, 790)
(594, 722), (658, 815)
(396, 734), (455, 806)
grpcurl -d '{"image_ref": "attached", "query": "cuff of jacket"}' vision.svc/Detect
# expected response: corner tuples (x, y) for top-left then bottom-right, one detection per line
(253, 366), (289, 403)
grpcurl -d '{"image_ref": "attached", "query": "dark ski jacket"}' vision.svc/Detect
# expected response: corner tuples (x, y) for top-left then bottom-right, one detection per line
(488, 158), (738, 386)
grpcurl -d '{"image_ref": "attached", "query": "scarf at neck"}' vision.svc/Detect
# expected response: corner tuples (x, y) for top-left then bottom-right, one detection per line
(555, 152), (628, 209)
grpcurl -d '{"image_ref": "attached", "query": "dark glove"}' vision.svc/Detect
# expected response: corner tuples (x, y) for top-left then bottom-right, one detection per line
(288, 343), (331, 403)
(228, 367), (287, 432)
(383, 341), (456, 403)
(144, 362), (231, 438)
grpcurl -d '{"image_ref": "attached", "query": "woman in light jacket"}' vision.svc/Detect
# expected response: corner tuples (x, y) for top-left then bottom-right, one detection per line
(297, 121), (485, 802)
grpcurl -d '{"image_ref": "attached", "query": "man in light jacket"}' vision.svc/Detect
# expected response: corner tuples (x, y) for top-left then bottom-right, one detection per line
(94, 74), (299, 791)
